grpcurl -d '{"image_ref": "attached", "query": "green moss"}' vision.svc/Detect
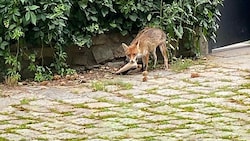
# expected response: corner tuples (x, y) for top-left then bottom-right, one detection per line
(221, 128), (233, 132)
(61, 111), (74, 116)
(19, 124), (29, 129)
(49, 108), (73, 116)
(240, 83), (250, 89)
(157, 120), (169, 125)
(0, 120), (9, 125)
(71, 90), (80, 94)
(105, 80), (133, 90)
(194, 129), (207, 134)
(171, 58), (201, 72)
(125, 123), (139, 129)
(16, 115), (41, 121)
(149, 102), (166, 108)
(91, 81), (106, 91)
(91, 80), (133, 92)
(182, 78), (202, 86)
(20, 98), (35, 105)
(4, 127), (17, 134)
(160, 127), (176, 133)
(65, 138), (88, 141)
(95, 97), (109, 103)
(72, 103), (89, 108)
(0, 137), (9, 141)
(143, 136), (157, 141)
(132, 98), (149, 103)
(178, 124), (187, 129)
(221, 135), (239, 140)
(64, 129), (82, 134)
(118, 102), (132, 108)
(219, 79), (232, 82)
(208, 113), (222, 118)
(145, 88), (159, 94)
(125, 93), (134, 99)
(182, 106), (195, 112)
(35, 137), (49, 141)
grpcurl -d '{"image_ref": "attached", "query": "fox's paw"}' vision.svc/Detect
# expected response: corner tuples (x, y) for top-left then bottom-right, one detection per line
(163, 66), (168, 70)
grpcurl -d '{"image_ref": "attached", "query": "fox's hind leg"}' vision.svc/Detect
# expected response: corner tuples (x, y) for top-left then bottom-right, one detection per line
(152, 48), (157, 68)
(159, 42), (168, 69)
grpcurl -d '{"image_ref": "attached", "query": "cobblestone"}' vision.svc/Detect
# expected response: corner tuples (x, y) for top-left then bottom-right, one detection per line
(0, 46), (250, 140)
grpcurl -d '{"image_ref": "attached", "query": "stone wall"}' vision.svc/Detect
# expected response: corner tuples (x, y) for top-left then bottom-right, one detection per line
(22, 31), (208, 77)
(67, 33), (133, 69)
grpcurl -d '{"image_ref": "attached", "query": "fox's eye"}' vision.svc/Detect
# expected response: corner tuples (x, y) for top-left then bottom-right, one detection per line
(133, 53), (136, 56)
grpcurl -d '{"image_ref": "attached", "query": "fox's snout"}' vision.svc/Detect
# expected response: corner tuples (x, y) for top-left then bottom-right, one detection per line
(129, 59), (136, 63)
(128, 55), (137, 64)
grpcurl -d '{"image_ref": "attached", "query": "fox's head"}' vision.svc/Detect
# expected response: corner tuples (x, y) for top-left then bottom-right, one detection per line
(122, 42), (140, 64)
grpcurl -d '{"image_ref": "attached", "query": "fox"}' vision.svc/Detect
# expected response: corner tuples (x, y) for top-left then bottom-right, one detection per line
(122, 27), (168, 71)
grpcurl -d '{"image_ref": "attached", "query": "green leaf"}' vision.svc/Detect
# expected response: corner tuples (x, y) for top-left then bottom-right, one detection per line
(88, 7), (98, 14)
(20, 0), (26, 4)
(12, 15), (18, 22)
(9, 24), (16, 30)
(129, 13), (137, 21)
(29, 5), (40, 11)
(48, 33), (53, 42)
(25, 11), (31, 21)
(196, 0), (210, 7)
(49, 24), (55, 30)
(178, 25), (183, 36)
(40, 14), (46, 21)
(33, 27), (39, 31)
(0, 41), (8, 50)
(101, 8), (109, 17)
(121, 30), (128, 36)
(110, 23), (117, 28)
(58, 21), (66, 27)
(174, 27), (182, 39)
(78, 0), (88, 9)
(147, 14), (152, 21)
(90, 16), (98, 22)
(30, 12), (37, 25)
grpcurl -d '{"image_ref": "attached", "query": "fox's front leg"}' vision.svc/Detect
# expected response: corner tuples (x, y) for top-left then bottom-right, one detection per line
(142, 54), (149, 71)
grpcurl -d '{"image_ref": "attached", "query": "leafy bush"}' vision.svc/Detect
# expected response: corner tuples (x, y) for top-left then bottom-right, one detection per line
(0, 0), (72, 83)
(0, 0), (223, 83)
(158, 0), (224, 56)
(69, 0), (163, 47)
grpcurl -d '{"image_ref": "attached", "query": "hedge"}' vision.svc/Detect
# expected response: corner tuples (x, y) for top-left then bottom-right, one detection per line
(0, 0), (223, 84)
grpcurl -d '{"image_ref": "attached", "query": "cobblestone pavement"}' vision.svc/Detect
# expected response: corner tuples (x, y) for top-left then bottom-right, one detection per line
(0, 47), (250, 141)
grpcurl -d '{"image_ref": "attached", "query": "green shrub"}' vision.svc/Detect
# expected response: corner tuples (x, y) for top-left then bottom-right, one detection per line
(0, 0), (223, 82)
(0, 0), (72, 82)
(158, 0), (224, 57)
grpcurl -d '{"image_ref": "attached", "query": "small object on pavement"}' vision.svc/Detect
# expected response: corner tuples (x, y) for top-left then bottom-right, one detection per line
(142, 71), (148, 76)
(66, 74), (71, 80)
(40, 81), (49, 86)
(142, 76), (148, 82)
(142, 71), (148, 82)
(191, 72), (200, 78)
(53, 75), (61, 80)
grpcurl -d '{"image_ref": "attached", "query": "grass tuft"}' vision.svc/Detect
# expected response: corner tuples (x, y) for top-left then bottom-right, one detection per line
(171, 58), (194, 72)
(91, 80), (133, 92)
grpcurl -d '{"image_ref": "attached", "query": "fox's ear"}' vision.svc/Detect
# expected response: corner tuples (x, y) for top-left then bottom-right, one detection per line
(122, 43), (128, 51)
